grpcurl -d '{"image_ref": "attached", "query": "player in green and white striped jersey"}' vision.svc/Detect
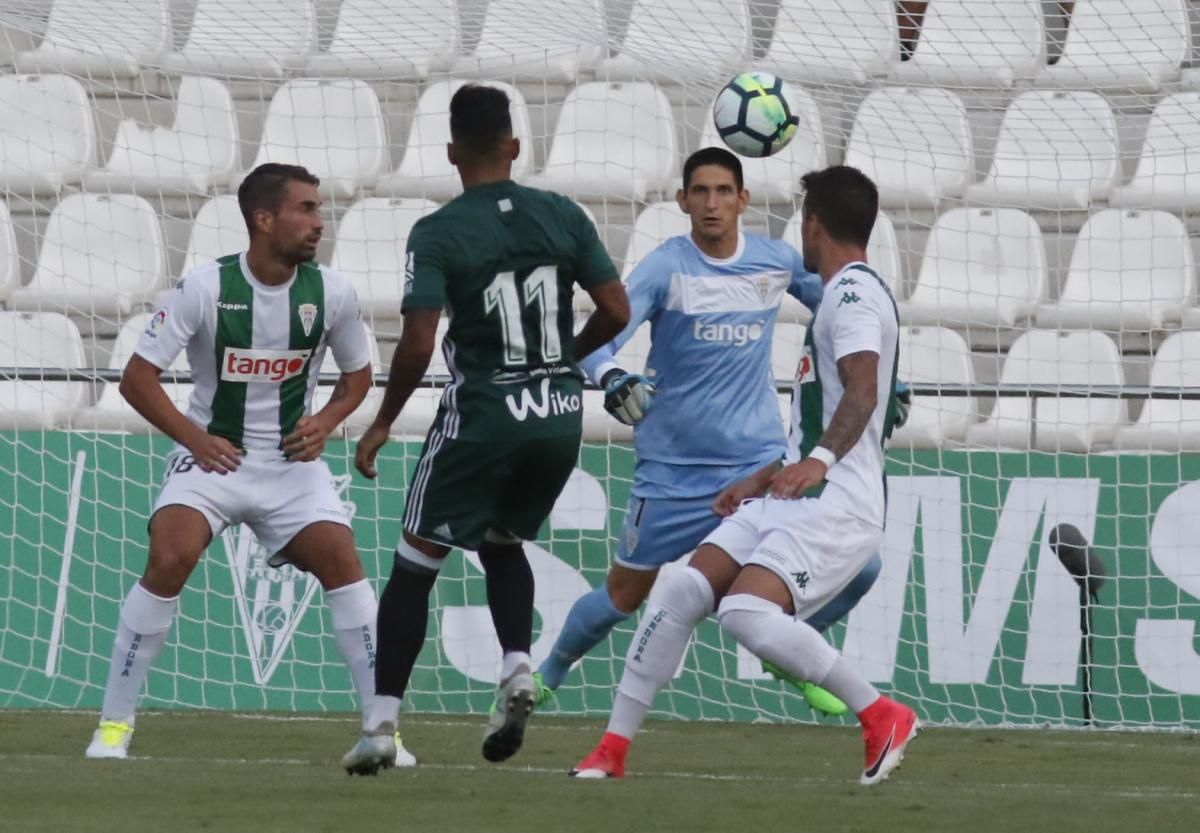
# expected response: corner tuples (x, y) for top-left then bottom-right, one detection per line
(85, 164), (414, 766)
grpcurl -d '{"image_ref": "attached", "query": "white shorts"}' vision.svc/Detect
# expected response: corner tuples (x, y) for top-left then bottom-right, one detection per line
(152, 447), (351, 560)
(702, 491), (883, 618)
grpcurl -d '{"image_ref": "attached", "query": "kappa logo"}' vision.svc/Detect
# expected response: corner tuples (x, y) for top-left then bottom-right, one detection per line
(838, 291), (862, 307)
(298, 303), (318, 337)
(835, 276), (859, 288)
(792, 570), (810, 591)
(224, 474), (356, 684)
(217, 301), (249, 311)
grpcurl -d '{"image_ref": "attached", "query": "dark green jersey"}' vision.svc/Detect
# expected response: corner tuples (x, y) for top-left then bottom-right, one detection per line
(402, 181), (619, 441)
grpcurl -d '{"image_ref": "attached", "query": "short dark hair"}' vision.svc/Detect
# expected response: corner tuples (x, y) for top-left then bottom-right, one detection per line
(682, 146), (744, 191)
(449, 84), (513, 157)
(800, 165), (878, 247)
(237, 163), (320, 233)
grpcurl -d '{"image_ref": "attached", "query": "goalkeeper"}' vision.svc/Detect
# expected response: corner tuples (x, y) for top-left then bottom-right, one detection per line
(536, 148), (893, 715)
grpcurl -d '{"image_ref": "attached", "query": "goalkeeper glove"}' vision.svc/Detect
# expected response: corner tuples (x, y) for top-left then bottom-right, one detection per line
(601, 368), (656, 426)
(893, 380), (912, 430)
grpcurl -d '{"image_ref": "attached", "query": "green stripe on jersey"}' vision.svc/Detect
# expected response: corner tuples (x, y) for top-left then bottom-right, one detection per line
(209, 255), (254, 447)
(797, 314), (824, 459)
(278, 262), (325, 443)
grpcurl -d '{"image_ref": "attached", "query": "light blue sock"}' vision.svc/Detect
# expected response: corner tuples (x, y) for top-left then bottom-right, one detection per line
(538, 587), (629, 689)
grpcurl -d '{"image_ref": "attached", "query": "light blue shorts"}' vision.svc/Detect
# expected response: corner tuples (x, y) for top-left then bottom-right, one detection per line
(615, 494), (722, 571)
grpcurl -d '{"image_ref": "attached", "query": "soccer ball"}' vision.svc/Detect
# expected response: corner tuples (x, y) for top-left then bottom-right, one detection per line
(712, 72), (800, 158)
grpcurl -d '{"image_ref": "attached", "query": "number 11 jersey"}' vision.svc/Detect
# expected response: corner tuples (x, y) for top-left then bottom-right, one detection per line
(402, 180), (620, 441)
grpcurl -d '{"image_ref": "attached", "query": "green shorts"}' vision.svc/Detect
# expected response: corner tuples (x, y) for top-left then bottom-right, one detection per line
(402, 426), (581, 550)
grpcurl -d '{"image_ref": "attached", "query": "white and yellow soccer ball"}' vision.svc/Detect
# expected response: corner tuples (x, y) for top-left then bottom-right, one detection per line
(712, 71), (801, 158)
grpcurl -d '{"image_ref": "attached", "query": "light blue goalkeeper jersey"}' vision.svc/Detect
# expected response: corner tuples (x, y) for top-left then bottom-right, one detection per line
(580, 232), (822, 499)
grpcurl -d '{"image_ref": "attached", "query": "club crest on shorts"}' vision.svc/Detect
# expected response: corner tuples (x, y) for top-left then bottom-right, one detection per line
(298, 303), (318, 337)
(224, 475), (356, 685)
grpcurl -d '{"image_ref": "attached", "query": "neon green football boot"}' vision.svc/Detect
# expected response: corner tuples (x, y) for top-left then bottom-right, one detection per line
(761, 659), (849, 717)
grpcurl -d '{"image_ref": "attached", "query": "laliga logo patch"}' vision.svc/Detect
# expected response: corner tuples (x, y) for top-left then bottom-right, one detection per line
(796, 346), (815, 384)
(145, 309), (167, 337)
(298, 303), (318, 337)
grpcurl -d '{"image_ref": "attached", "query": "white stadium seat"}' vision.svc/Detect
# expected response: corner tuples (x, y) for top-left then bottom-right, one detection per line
(891, 0), (1045, 88)
(891, 326), (975, 448)
(85, 77), (238, 196)
(181, 195), (248, 277)
(375, 80), (532, 202)
(771, 322), (806, 383)
(1109, 93), (1200, 210)
(0, 311), (88, 430)
(844, 87), (973, 208)
(0, 73), (94, 194)
(9, 194), (165, 317)
(965, 90), (1118, 210)
(13, 0), (171, 77)
(397, 318), (451, 439)
(621, 201), (691, 279)
(76, 312), (193, 432)
(781, 210), (902, 300)
(236, 79), (387, 200)
(698, 85), (825, 205)
(599, 0), (750, 84)
(312, 322), (383, 434)
(304, 0), (459, 79)
(329, 197), (440, 323)
(1036, 209), (1193, 331)
(162, 0), (316, 79)
(902, 207), (1046, 328)
(966, 329), (1125, 451)
(764, 0), (898, 85)
(1116, 332), (1200, 451)
(452, 0), (605, 83)
(1038, 0), (1188, 92)
(527, 82), (676, 202)
(0, 201), (18, 304)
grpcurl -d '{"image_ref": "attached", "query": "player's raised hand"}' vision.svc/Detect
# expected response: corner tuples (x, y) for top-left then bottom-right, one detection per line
(768, 458), (828, 500)
(283, 414), (332, 462)
(355, 423), (389, 479)
(185, 431), (242, 475)
(602, 368), (656, 426)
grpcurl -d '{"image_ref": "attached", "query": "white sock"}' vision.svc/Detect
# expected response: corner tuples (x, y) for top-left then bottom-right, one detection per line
(607, 566), (714, 740)
(325, 578), (379, 732)
(99, 583), (178, 724)
(717, 593), (878, 711)
(365, 695), (401, 735)
(500, 650), (533, 682)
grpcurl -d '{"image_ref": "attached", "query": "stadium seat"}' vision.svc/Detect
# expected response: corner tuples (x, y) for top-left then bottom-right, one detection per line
(764, 0), (898, 85)
(1116, 332), (1200, 451)
(1036, 209), (1193, 331)
(1037, 0), (1188, 92)
(0, 200), (18, 304)
(13, 0), (171, 77)
(0, 73), (94, 194)
(8, 194), (165, 316)
(236, 79), (387, 200)
(180, 195), (248, 277)
(843, 87), (973, 208)
(0, 310), (88, 430)
(965, 90), (1118, 210)
(621, 201), (691, 278)
(965, 329), (1125, 451)
(451, 0), (605, 83)
(1109, 93), (1200, 211)
(780, 210), (902, 299)
(771, 322), (806, 383)
(891, 326), (975, 448)
(375, 80), (532, 202)
(396, 317), (450, 439)
(76, 311), (193, 432)
(697, 85), (825, 205)
(161, 0), (317, 79)
(890, 0), (1045, 88)
(84, 76), (238, 196)
(902, 207), (1046, 329)
(599, 0), (750, 84)
(312, 321), (383, 434)
(527, 82), (676, 202)
(304, 0), (459, 79)
(329, 197), (440, 323)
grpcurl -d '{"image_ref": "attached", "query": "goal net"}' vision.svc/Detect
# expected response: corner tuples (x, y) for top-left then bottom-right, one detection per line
(1, 0), (1198, 732)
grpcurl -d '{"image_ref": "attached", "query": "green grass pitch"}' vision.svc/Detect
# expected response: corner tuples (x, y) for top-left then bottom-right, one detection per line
(1, 710), (1196, 833)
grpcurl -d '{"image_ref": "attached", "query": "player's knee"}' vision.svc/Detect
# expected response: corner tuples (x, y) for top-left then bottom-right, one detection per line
(606, 567), (656, 614)
(143, 544), (202, 595)
(655, 566), (717, 623)
(716, 593), (782, 657)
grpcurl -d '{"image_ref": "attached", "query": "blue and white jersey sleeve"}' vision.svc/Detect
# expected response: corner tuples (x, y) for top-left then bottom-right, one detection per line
(786, 246), (823, 312)
(578, 250), (668, 384)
